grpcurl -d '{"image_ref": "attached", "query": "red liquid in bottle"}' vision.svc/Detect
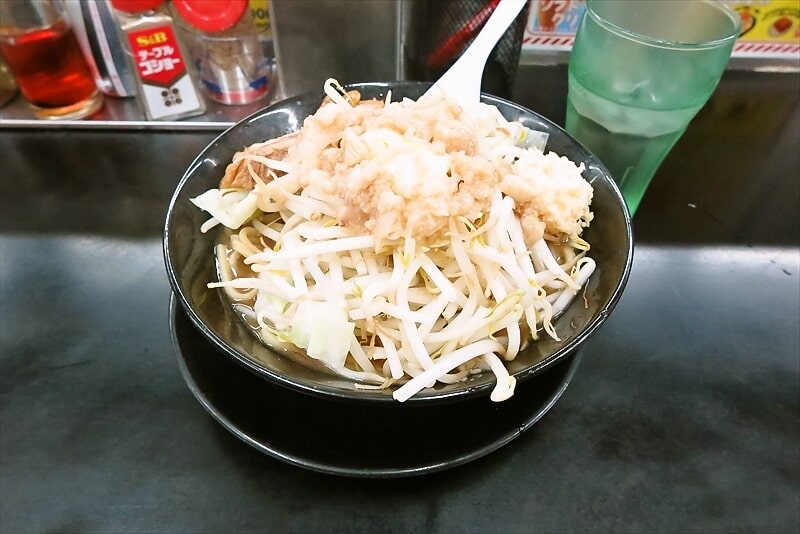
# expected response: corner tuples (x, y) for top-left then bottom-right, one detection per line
(0, 20), (97, 108)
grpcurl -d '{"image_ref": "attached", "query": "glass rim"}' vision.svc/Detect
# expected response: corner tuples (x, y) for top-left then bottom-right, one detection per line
(585, 0), (742, 51)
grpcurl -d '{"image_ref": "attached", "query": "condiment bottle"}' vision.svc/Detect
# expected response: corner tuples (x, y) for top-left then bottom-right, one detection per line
(0, 0), (103, 120)
(0, 55), (19, 109)
(109, 0), (206, 121)
(64, 0), (139, 98)
(248, 0), (273, 43)
(172, 0), (270, 106)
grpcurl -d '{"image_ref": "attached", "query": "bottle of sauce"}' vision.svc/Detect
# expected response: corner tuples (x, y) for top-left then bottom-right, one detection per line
(0, 0), (103, 120)
(109, 0), (205, 121)
(171, 0), (270, 105)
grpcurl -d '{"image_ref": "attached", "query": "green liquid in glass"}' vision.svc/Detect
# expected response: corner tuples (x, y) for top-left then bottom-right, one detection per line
(565, 0), (740, 215)
(566, 73), (703, 214)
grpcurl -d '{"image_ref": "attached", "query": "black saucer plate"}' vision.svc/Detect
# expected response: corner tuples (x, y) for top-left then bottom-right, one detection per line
(169, 295), (582, 478)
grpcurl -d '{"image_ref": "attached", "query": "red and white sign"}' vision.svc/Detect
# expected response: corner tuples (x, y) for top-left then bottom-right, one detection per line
(124, 24), (204, 120)
(127, 26), (186, 87)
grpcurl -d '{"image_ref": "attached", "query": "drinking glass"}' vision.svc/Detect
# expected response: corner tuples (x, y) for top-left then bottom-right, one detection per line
(0, 0), (103, 120)
(565, 0), (741, 215)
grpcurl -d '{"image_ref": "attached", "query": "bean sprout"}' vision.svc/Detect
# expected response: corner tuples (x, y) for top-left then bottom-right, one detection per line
(192, 81), (596, 402)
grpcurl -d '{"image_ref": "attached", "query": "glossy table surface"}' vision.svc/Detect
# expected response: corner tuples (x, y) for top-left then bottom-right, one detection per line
(1, 65), (798, 532)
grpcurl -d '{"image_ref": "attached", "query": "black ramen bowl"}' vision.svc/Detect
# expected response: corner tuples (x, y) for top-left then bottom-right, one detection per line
(163, 81), (633, 404)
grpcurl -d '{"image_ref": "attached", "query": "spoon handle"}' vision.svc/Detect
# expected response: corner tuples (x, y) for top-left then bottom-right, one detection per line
(426, 0), (527, 107)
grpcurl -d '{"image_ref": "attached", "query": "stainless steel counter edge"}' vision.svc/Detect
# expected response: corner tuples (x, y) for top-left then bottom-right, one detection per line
(0, 117), (235, 131)
(1, 56), (797, 131)
(0, 94), (257, 132)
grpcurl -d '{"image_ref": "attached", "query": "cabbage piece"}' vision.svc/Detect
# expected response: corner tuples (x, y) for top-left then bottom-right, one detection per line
(515, 125), (549, 151)
(288, 301), (355, 370)
(190, 188), (259, 230)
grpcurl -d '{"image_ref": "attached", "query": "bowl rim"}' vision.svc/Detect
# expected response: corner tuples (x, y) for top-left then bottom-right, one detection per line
(163, 80), (634, 404)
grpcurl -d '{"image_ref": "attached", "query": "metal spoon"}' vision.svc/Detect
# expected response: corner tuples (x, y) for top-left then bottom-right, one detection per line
(423, 0), (527, 107)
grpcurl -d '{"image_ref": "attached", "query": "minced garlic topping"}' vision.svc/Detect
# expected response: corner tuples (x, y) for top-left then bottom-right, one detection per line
(222, 91), (593, 246)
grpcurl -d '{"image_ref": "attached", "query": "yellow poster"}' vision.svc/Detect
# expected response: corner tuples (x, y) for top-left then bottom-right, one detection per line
(731, 0), (799, 40)
(249, 0), (272, 40)
(728, 0), (800, 56)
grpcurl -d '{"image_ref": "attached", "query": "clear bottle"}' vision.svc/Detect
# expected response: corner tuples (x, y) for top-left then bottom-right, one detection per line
(0, 54), (19, 109)
(0, 0), (103, 120)
(109, 0), (206, 121)
(64, 0), (139, 98)
(171, 0), (270, 106)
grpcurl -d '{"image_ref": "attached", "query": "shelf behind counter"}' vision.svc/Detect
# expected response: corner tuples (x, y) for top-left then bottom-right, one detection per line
(2, 62), (796, 248)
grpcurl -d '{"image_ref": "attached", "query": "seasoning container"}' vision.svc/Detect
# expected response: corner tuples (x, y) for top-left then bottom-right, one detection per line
(0, 0), (103, 120)
(0, 55), (19, 109)
(172, 0), (270, 105)
(248, 0), (273, 43)
(109, 0), (205, 121)
(64, 0), (138, 98)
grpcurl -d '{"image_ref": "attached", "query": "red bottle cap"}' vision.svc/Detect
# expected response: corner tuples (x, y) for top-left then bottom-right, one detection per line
(172, 0), (248, 33)
(109, 0), (165, 13)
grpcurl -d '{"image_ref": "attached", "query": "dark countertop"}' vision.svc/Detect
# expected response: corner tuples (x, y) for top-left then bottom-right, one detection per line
(1, 65), (798, 532)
